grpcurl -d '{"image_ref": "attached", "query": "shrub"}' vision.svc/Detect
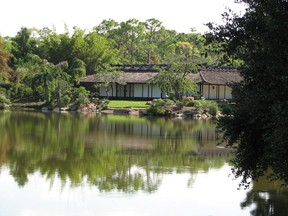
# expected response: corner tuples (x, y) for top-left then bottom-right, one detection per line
(0, 93), (11, 109)
(146, 99), (175, 116)
(98, 99), (109, 110)
(8, 83), (34, 99)
(181, 97), (195, 107)
(60, 94), (71, 107)
(72, 87), (90, 106)
(219, 103), (235, 115)
(193, 100), (219, 116)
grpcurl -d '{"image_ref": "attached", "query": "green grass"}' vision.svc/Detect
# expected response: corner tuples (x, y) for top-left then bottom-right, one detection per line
(108, 100), (149, 108)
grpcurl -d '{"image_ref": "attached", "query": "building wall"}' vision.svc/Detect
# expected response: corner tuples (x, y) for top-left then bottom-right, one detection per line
(134, 84), (143, 97)
(99, 83), (116, 97)
(92, 82), (234, 100)
(201, 84), (233, 100)
(224, 86), (233, 100)
(99, 83), (162, 99)
(153, 85), (162, 98)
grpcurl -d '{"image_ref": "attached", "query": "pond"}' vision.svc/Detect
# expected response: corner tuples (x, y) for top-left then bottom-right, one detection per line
(0, 111), (288, 216)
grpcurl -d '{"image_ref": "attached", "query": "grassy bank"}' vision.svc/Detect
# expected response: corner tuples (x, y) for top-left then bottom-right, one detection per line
(108, 100), (149, 108)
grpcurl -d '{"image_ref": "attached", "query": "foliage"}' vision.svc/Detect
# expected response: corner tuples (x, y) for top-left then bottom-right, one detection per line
(152, 63), (198, 100)
(179, 97), (196, 107)
(146, 99), (175, 116)
(192, 100), (219, 116)
(1, 19), (240, 108)
(218, 103), (235, 115)
(94, 64), (126, 98)
(9, 27), (38, 66)
(211, 0), (288, 186)
(0, 36), (12, 83)
(72, 86), (90, 106)
(165, 41), (200, 63)
(0, 92), (11, 109)
(68, 58), (86, 84)
(98, 99), (109, 110)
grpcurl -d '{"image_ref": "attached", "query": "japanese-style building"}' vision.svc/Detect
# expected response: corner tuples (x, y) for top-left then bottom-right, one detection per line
(79, 64), (242, 100)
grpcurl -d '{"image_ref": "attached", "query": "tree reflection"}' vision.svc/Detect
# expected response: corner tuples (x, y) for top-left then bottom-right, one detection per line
(0, 111), (226, 193)
(241, 176), (288, 216)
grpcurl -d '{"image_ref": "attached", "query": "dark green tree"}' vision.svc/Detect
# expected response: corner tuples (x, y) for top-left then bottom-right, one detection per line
(10, 27), (38, 66)
(152, 63), (198, 101)
(210, 0), (288, 186)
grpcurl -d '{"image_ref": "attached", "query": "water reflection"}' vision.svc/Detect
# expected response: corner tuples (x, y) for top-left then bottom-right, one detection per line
(241, 176), (288, 216)
(0, 111), (226, 191)
(0, 111), (288, 215)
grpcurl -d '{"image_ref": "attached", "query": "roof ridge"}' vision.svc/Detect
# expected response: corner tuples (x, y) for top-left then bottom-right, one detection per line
(199, 71), (208, 83)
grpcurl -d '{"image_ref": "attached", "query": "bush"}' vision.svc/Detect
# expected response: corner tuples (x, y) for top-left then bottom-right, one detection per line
(60, 94), (71, 107)
(98, 99), (109, 110)
(0, 93), (11, 109)
(181, 97), (195, 107)
(219, 103), (235, 115)
(9, 83), (34, 99)
(146, 99), (175, 116)
(193, 100), (219, 116)
(0, 87), (6, 94)
(72, 87), (90, 106)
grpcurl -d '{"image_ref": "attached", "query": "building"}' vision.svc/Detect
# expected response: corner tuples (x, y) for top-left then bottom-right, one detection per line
(79, 65), (242, 100)
(199, 69), (242, 100)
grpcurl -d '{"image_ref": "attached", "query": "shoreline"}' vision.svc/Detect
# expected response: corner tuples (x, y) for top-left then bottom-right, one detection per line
(3, 106), (220, 120)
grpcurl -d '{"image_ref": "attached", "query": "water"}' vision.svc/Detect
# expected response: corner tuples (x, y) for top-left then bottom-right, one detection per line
(0, 111), (287, 216)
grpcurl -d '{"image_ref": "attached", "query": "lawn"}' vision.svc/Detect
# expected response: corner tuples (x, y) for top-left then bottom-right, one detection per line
(108, 100), (149, 108)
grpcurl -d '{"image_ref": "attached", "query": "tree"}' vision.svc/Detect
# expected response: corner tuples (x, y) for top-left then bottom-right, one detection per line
(25, 55), (71, 107)
(68, 58), (86, 85)
(165, 41), (200, 63)
(118, 19), (146, 64)
(94, 64), (126, 98)
(152, 63), (198, 101)
(210, 0), (288, 186)
(73, 31), (119, 74)
(10, 27), (38, 66)
(0, 36), (12, 83)
(36, 27), (73, 65)
(144, 18), (165, 64)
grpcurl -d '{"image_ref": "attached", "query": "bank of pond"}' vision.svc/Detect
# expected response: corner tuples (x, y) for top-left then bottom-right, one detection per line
(2, 98), (233, 119)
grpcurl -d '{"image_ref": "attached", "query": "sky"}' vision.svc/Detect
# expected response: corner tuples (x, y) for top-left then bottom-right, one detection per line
(1, 0), (246, 37)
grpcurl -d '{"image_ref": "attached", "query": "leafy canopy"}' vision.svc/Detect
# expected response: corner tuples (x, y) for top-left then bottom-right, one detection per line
(152, 63), (198, 101)
(212, 0), (288, 187)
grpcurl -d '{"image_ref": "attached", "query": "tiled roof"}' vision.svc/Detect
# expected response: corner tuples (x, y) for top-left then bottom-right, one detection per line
(80, 72), (158, 84)
(199, 69), (242, 85)
(80, 69), (242, 85)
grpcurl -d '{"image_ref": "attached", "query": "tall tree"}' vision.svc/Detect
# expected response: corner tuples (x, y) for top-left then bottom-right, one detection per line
(10, 27), (38, 66)
(210, 0), (288, 186)
(73, 31), (119, 74)
(117, 19), (146, 64)
(0, 36), (12, 83)
(144, 18), (165, 64)
(165, 41), (200, 63)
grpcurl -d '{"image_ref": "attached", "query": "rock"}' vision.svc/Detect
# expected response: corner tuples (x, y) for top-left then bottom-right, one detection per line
(42, 107), (49, 111)
(53, 107), (61, 112)
(129, 109), (140, 116)
(77, 102), (97, 112)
